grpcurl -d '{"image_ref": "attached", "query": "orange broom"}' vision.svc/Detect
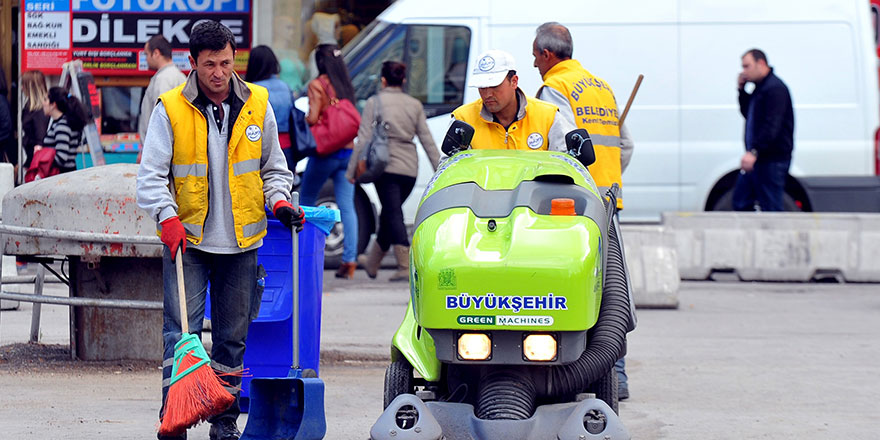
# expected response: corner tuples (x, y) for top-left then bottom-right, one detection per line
(158, 255), (235, 436)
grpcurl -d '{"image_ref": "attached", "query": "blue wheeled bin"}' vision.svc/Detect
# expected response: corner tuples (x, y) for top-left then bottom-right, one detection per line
(206, 213), (327, 412)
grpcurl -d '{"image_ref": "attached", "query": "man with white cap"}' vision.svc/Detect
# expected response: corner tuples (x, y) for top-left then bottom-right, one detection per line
(451, 49), (574, 151)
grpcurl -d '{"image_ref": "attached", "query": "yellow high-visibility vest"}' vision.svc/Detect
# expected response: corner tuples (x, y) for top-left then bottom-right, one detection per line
(541, 59), (623, 209)
(452, 93), (559, 151)
(159, 81), (269, 248)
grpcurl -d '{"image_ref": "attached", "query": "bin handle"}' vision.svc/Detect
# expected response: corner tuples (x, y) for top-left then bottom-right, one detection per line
(291, 192), (300, 369)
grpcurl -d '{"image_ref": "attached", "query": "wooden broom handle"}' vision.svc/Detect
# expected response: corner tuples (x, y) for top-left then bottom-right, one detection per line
(176, 255), (188, 334)
(618, 74), (644, 127)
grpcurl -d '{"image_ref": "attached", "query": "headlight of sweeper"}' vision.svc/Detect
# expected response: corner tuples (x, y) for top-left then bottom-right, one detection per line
(523, 333), (557, 361)
(457, 333), (492, 360)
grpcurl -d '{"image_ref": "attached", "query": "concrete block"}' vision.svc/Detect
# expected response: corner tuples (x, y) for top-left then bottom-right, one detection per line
(663, 212), (880, 282)
(0, 163), (18, 310)
(621, 225), (679, 309)
(1, 164), (161, 258)
(0, 163), (13, 218)
(0, 255), (18, 310)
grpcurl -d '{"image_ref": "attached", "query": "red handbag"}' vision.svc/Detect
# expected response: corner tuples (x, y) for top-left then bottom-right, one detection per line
(311, 76), (360, 156)
(25, 147), (60, 182)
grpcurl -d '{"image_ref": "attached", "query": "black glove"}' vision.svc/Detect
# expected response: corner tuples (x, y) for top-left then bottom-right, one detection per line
(273, 201), (305, 233)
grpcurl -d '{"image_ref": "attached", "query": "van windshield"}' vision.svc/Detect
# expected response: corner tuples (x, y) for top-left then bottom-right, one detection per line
(345, 21), (471, 117)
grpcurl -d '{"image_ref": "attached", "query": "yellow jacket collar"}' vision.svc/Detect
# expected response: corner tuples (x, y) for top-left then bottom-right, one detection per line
(543, 59), (585, 80)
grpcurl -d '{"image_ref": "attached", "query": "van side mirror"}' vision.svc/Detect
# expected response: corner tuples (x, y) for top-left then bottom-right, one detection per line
(565, 129), (595, 167)
(441, 120), (475, 156)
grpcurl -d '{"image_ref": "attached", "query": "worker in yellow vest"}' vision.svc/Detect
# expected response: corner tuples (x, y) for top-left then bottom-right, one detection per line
(532, 22), (636, 401)
(452, 49), (575, 151)
(533, 24), (634, 210)
(136, 21), (303, 440)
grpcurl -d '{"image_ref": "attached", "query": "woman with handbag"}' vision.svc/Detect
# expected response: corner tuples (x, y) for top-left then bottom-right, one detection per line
(34, 87), (88, 175)
(301, 44), (361, 279)
(347, 61), (441, 282)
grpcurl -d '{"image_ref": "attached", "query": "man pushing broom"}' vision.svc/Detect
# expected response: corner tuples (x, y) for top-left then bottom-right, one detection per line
(137, 21), (304, 440)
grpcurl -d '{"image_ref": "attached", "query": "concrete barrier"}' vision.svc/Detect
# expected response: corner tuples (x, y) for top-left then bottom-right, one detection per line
(621, 225), (680, 309)
(664, 212), (880, 282)
(1, 163), (161, 258)
(0, 163), (18, 310)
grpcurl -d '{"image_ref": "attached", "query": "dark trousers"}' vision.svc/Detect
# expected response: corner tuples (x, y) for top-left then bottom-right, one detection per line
(732, 160), (790, 212)
(375, 172), (416, 250)
(160, 247), (259, 424)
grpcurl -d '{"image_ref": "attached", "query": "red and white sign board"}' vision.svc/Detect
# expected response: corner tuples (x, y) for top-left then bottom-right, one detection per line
(22, 0), (252, 76)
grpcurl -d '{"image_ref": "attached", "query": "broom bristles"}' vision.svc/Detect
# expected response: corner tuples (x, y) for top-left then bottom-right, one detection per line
(158, 352), (235, 436)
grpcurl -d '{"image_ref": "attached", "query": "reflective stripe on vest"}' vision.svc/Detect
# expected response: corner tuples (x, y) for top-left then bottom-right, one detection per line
(233, 158), (261, 176)
(452, 96), (558, 151)
(171, 163), (208, 178)
(158, 81), (270, 248)
(542, 59), (624, 209)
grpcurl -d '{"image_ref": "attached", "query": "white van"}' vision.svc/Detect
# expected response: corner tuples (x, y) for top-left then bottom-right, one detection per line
(322, 0), (880, 263)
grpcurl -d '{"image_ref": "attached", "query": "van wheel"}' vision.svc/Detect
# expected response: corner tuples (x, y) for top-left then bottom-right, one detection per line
(315, 181), (372, 268)
(710, 188), (802, 212)
(586, 366), (619, 415)
(384, 358), (414, 409)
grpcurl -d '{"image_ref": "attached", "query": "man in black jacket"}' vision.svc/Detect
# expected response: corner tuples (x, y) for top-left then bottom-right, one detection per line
(734, 48), (794, 211)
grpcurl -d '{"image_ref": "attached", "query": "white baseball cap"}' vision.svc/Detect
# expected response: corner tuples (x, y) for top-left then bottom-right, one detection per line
(469, 49), (517, 88)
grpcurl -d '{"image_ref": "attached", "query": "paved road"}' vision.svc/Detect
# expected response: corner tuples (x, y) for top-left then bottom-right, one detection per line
(1, 270), (877, 439)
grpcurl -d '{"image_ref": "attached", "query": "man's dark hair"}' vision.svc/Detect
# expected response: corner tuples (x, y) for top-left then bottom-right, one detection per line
(535, 22), (573, 59)
(744, 48), (768, 65)
(506, 70), (517, 81)
(147, 35), (173, 59)
(189, 21), (236, 60)
(381, 61), (407, 87)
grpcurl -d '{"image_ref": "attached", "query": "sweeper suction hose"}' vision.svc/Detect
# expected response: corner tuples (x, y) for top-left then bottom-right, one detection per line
(546, 206), (631, 397)
(476, 368), (537, 420)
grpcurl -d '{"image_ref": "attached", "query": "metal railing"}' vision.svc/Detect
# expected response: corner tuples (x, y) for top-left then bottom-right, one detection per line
(0, 223), (163, 343)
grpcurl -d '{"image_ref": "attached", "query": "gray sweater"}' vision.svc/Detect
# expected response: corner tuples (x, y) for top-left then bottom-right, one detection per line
(346, 87), (440, 180)
(136, 74), (293, 254)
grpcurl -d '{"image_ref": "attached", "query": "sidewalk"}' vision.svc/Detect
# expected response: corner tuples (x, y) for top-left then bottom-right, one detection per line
(2, 271), (878, 439)
(0, 268), (405, 439)
(0, 267), (406, 357)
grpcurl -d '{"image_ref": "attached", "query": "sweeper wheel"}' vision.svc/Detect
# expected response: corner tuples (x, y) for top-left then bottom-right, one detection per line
(383, 358), (414, 409)
(587, 366), (619, 414)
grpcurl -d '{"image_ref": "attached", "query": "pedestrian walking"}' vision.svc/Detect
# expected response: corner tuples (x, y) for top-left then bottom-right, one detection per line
(349, 61), (440, 281)
(0, 67), (13, 166)
(36, 87), (88, 174)
(19, 71), (50, 170)
(300, 44), (360, 279)
(246, 45), (295, 171)
(734, 48), (794, 211)
(138, 35), (186, 162)
(136, 21), (302, 440)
